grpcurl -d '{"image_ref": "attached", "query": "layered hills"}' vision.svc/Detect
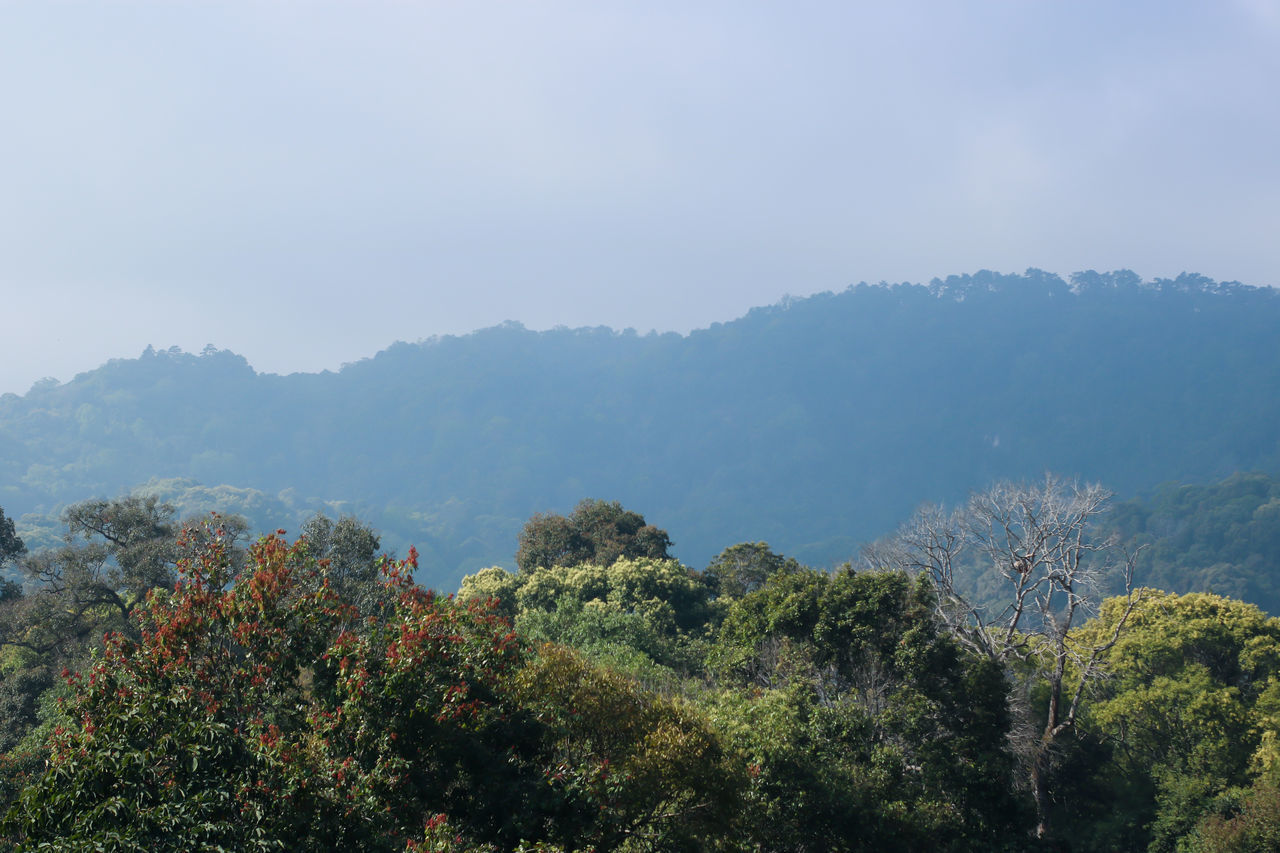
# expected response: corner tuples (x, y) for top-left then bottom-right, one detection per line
(2, 268), (1278, 590)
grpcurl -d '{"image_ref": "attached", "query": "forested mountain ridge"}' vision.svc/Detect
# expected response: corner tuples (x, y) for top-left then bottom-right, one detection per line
(2, 269), (1278, 589)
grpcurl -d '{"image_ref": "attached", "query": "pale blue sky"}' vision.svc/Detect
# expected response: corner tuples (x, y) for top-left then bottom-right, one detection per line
(2, 1), (1278, 395)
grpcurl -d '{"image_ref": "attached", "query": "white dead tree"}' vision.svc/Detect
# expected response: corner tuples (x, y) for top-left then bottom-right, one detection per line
(871, 474), (1143, 841)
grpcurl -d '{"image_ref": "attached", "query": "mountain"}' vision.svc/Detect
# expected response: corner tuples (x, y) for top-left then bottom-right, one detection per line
(2, 268), (1278, 590)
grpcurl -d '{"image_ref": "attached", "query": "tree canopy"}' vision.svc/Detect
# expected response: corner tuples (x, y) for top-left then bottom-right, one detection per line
(515, 499), (672, 574)
(7, 490), (1280, 850)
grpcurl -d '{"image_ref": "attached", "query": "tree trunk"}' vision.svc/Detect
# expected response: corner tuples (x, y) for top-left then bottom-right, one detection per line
(1031, 742), (1053, 839)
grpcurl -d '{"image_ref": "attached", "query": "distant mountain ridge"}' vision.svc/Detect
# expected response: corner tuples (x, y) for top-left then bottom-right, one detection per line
(2, 269), (1278, 590)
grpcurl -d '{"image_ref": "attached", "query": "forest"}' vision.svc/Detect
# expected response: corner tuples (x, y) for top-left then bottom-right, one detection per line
(4, 478), (1280, 851)
(2, 269), (1279, 849)
(3, 270), (1280, 590)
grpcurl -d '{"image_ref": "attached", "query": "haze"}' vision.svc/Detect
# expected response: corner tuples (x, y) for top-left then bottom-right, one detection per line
(3, 1), (1277, 396)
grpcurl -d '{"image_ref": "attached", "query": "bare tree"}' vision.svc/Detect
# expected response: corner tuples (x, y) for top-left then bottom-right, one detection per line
(871, 474), (1143, 840)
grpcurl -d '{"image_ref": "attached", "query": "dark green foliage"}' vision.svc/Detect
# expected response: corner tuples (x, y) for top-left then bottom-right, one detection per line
(515, 498), (672, 574)
(0, 507), (23, 573)
(0, 666), (52, 755)
(1052, 591), (1280, 852)
(3, 534), (526, 850)
(63, 495), (178, 594)
(1, 530), (743, 852)
(10, 473), (1280, 849)
(1187, 779), (1280, 852)
(0, 497), (247, 659)
(0, 498), (252, 765)
(299, 512), (384, 613)
(1102, 472), (1280, 615)
(710, 567), (1031, 850)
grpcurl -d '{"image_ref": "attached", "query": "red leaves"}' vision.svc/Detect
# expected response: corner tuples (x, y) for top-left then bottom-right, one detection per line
(23, 526), (532, 848)
(258, 724), (281, 750)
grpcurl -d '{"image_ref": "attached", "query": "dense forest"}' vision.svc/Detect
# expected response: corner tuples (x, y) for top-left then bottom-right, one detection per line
(4, 485), (1280, 850)
(3, 268), (1280, 848)
(3, 269), (1279, 590)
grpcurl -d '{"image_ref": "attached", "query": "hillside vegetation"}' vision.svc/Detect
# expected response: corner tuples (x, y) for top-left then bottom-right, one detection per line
(6, 487), (1280, 850)
(2, 269), (1278, 590)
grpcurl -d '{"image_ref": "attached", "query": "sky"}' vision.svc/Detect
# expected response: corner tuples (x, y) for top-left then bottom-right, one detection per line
(2, 1), (1278, 396)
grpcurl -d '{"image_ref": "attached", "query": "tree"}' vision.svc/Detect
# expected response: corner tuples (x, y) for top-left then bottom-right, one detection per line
(299, 512), (384, 613)
(874, 475), (1143, 841)
(0, 498), (248, 657)
(514, 643), (743, 851)
(3, 531), (532, 850)
(0, 507), (24, 573)
(703, 541), (800, 601)
(62, 495), (179, 595)
(1063, 590), (1280, 851)
(1, 542), (124, 656)
(460, 557), (714, 677)
(515, 499), (672, 574)
(4, 528), (741, 851)
(707, 566), (1030, 850)
(0, 499), (249, 762)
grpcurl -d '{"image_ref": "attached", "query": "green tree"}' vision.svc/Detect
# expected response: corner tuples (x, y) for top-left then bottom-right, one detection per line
(5, 528), (742, 851)
(709, 566), (1030, 850)
(515, 643), (743, 851)
(0, 507), (24, 574)
(3, 531), (534, 850)
(1185, 779), (1280, 852)
(1064, 590), (1280, 851)
(704, 541), (800, 601)
(0, 498), (248, 659)
(461, 557), (713, 676)
(299, 512), (384, 614)
(62, 496), (179, 594)
(515, 499), (672, 574)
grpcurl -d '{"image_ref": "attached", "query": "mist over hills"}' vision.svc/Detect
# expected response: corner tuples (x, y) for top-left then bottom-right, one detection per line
(2, 268), (1278, 590)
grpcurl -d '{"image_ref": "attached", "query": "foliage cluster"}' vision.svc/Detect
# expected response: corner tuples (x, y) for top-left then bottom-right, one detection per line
(0, 523), (741, 851)
(5, 485), (1280, 851)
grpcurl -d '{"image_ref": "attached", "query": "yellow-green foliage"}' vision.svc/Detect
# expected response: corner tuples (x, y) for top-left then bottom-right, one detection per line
(457, 566), (521, 618)
(1070, 590), (1280, 850)
(461, 557), (710, 636)
(515, 643), (743, 851)
(1084, 590), (1280, 781)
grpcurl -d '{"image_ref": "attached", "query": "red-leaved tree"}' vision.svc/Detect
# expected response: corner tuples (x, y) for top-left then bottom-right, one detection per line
(3, 526), (536, 850)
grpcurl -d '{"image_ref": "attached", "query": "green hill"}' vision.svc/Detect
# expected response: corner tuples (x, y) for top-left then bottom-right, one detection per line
(2, 269), (1278, 589)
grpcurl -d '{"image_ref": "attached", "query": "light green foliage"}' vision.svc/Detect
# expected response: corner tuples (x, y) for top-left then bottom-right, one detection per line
(460, 557), (713, 676)
(709, 567), (825, 686)
(457, 566), (521, 619)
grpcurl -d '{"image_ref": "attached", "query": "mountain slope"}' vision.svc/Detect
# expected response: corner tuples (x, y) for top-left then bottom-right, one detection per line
(2, 269), (1277, 588)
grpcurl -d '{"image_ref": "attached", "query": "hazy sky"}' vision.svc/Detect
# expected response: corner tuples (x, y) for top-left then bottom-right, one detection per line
(3, 1), (1278, 396)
